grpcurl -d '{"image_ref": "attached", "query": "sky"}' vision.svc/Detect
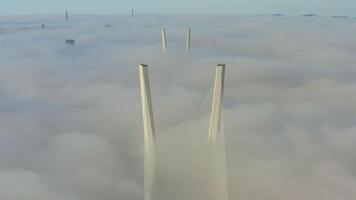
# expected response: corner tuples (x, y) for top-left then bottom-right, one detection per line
(1, 0), (356, 15)
(0, 15), (356, 200)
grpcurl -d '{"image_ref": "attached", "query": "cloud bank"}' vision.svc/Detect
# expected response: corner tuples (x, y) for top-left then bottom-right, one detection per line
(0, 15), (356, 200)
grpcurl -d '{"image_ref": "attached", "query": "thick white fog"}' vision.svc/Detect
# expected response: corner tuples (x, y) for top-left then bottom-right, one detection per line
(0, 15), (356, 200)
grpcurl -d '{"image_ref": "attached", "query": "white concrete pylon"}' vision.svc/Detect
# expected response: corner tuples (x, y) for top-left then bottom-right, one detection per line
(207, 64), (228, 200)
(139, 64), (156, 200)
(208, 64), (226, 146)
(139, 64), (156, 139)
(161, 28), (167, 52)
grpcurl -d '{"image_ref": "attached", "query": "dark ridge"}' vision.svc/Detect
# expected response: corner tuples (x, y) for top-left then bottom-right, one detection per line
(302, 13), (317, 17)
(331, 16), (348, 19)
(272, 13), (283, 17)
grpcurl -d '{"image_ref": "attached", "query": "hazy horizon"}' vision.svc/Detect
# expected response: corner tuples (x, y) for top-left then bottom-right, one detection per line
(0, 13), (355, 17)
(1, 0), (356, 16)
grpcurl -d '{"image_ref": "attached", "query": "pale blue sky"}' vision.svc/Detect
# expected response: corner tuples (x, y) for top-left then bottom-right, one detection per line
(1, 0), (355, 15)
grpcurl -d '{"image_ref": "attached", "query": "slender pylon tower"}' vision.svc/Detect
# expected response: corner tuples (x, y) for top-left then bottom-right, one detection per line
(139, 64), (156, 200)
(208, 64), (226, 146)
(132, 9), (135, 18)
(161, 28), (167, 52)
(208, 64), (228, 200)
(185, 28), (191, 51)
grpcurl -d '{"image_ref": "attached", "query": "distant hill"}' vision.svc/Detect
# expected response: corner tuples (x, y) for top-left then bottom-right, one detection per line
(331, 16), (348, 19)
(302, 13), (317, 17)
(272, 13), (283, 17)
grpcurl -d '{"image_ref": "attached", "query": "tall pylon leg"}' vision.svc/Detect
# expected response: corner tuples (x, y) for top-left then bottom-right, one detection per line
(208, 64), (226, 146)
(139, 64), (156, 200)
(208, 64), (228, 200)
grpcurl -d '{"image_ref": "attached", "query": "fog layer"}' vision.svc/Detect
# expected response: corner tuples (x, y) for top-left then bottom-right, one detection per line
(0, 15), (356, 200)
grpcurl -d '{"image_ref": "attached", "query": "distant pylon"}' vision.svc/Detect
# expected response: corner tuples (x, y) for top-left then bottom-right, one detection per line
(139, 64), (156, 200)
(208, 64), (226, 146)
(161, 28), (167, 52)
(65, 10), (69, 22)
(132, 8), (135, 18)
(185, 28), (191, 51)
